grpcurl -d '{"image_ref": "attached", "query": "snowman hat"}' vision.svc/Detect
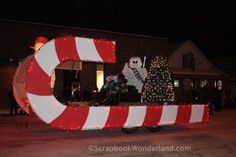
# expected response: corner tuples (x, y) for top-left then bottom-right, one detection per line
(34, 36), (48, 44)
(31, 36), (48, 50)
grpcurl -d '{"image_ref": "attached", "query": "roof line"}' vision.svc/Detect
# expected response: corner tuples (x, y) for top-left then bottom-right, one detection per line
(0, 19), (168, 40)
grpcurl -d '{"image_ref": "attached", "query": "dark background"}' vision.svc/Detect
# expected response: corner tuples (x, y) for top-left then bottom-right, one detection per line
(0, 0), (235, 59)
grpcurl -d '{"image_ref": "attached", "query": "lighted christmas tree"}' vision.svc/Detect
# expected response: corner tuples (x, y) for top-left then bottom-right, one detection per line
(142, 56), (175, 103)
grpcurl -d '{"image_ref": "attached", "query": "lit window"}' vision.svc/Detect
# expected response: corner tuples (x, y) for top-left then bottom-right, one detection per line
(200, 80), (208, 87)
(96, 64), (104, 91)
(174, 80), (180, 87)
(217, 80), (223, 90)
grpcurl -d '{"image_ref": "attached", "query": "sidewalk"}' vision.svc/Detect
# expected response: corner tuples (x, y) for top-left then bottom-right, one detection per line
(0, 108), (10, 115)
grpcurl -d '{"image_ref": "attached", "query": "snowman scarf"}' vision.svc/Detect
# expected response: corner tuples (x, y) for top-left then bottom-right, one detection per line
(130, 66), (144, 83)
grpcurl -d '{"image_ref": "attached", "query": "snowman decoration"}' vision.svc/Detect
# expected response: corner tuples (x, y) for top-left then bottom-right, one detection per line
(122, 56), (147, 93)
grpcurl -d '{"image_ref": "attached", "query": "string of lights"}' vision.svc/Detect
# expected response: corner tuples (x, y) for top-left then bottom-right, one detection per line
(142, 55), (174, 103)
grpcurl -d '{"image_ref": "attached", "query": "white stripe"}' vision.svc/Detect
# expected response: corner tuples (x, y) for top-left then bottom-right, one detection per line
(27, 93), (66, 123)
(159, 105), (178, 125)
(124, 106), (147, 127)
(82, 107), (110, 130)
(75, 37), (103, 62)
(35, 40), (60, 76)
(190, 105), (204, 123)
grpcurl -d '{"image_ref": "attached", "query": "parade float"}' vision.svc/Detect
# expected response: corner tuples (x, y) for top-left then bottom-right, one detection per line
(13, 35), (209, 133)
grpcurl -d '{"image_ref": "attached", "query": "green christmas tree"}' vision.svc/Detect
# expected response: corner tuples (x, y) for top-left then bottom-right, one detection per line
(142, 56), (175, 103)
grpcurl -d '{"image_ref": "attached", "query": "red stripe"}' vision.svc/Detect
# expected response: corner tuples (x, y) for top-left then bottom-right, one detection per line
(50, 106), (89, 130)
(202, 104), (209, 122)
(94, 39), (116, 63)
(55, 37), (80, 62)
(29, 106), (36, 116)
(175, 105), (192, 125)
(104, 106), (129, 128)
(142, 105), (163, 127)
(26, 57), (52, 95)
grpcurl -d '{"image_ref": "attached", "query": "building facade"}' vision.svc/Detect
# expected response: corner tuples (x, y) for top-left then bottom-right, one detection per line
(168, 40), (228, 103)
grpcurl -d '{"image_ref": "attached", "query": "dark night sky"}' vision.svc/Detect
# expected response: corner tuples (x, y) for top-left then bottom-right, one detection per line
(0, 1), (235, 59)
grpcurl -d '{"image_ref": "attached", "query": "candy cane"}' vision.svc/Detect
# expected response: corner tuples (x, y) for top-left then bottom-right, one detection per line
(25, 36), (209, 130)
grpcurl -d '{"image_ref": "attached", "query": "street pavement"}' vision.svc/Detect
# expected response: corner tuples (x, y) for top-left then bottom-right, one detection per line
(0, 109), (236, 157)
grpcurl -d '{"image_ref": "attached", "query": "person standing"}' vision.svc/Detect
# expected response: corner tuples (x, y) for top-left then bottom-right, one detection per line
(83, 86), (91, 102)
(214, 88), (222, 111)
(8, 88), (18, 115)
(200, 82), (215, 115)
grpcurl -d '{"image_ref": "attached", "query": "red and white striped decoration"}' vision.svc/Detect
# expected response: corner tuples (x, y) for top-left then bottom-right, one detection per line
(26, 36), (208, 130)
